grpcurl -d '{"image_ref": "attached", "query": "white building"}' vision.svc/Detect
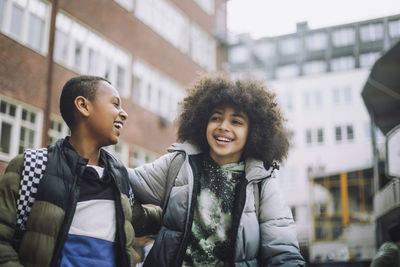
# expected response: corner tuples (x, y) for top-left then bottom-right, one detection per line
(228, 15), (400, 262)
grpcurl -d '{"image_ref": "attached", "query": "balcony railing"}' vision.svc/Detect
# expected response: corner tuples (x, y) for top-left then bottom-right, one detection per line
(374, 177), (400, 218)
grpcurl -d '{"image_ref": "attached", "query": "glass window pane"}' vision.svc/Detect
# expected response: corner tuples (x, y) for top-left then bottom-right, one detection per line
(9, 104), (16, 117)
(347, 125), (354, 140)
(0, 0), (4, 29)
(0, 100), (6, 114)
(28, 129), (34, 144)
(88, 48), (98, 74)
(54, 30), (69, 63)
(317, 128), (324, 143)
(10, 4), (24, 39)
(22, 109), (27, 121)
(133, 76), (142, 103)
(306, 129), (312, 144)
(0, 122), (12, 153)
(74, 41), (82, 69)
(30, 112), (36, 123)
(335, 127), (342, 141)
(116, 65), (125, 91)
(28, 13), (44, 51)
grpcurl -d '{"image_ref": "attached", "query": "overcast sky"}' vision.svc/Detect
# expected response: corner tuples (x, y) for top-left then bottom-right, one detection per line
(227, 0), (400, 38)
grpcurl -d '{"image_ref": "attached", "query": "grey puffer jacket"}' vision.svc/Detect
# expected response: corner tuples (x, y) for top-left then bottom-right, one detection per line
(128, 142), (305, 267)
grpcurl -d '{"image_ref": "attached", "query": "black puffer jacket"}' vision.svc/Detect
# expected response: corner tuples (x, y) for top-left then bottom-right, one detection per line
(0, 138), (155, 267)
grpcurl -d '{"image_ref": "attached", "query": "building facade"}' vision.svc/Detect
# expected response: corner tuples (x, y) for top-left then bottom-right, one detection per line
(0, 0), (228, 173)
(228, 14), (400, 262)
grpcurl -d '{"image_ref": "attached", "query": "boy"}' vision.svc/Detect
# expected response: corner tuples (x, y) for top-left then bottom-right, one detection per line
(0, 75), (160, 266)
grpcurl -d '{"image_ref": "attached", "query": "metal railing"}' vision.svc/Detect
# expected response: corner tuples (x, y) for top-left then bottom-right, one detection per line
(374, 177), (400, 218)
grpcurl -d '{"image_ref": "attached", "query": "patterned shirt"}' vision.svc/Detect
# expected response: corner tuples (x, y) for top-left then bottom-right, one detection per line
(183, 155), (245, 267)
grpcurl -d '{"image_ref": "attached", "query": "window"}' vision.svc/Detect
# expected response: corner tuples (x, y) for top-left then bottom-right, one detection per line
(105, 142), (129, 165)
(1, 0), (49, 54)
(335, 125), (354, 143)
(332, 88), (340, 105)
(116, 65), (126, 92)
(331, 56), (355, 72)
(135, 0), (215, 71)
(360, 52), (380, 68)
(229, 46), (249, 64)
(130, 146), (158, 168)
(132, 76), (142, 103)
(27, 13), (45, 51)
(54, 29), (69, 63)
(389, 19), (400, 38)
(306, 129), (312, 145)
(305, 32), (327, 51)
(306, 127), (324, 146)
(73, 41), (83, 71)
(275, 64), (298, 79)
(114, 0), (134, 11)
(346, 125), (354, 141)
(0, 0), (4, 29)
(255, 41), (275, 59)
(49, 117), (69, 144)
(317, 128), (324, 144)
(303, 61), (326, 75)
(88, 48), (99, 75)
(132, 60), (184, 121)
(279, 37), (299, 55)
(303, 92), (311, 109)
(54, 13), (131, 96)
(335, 126), (342, 142)
(10, 3), (24, 39)
(343, 87), (352, 105)
(0, 96), (42, 161)
(190, 24), (216, 71)
(193, 0), (214, 14)
(303, 91), (323, 110)
(332, 27), (355, 47)
(332, 86), (352, 106)
(312, 170), (373, 241)
(360, 23), (384, 42)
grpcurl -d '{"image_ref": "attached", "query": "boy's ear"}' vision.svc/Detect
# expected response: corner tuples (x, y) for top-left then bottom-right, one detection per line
(74, 96), (91, 117)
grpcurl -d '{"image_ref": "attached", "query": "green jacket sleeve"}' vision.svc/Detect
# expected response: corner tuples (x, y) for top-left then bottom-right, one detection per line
(131, 200), (162, 237)
(0, 154), (24, 267)
(370, 242), (400, 267)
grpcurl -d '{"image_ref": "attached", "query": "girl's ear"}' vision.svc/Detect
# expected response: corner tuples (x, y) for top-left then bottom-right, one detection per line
(74, 96), (91, 117)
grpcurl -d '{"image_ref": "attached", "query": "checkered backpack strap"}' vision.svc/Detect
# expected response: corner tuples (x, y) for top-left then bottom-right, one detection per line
(12, 148), (48, 249)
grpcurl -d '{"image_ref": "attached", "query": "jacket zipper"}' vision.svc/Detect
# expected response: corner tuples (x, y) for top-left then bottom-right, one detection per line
(230, 174), (273, 265)
(50, 173), (81, 267)
(173, 156), (200, 267)
(110, 171), (130, 266)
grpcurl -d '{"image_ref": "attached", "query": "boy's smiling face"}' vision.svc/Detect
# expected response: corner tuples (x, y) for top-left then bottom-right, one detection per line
(206, 107), (249, 166)
(87, 81), (128, 146)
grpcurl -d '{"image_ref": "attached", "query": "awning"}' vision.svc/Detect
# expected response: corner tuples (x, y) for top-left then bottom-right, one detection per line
(361, 41), (400, 135)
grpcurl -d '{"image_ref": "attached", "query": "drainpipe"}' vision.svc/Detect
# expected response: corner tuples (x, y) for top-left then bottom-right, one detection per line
(370, 111), (380, 194)
(42, 0), (59, 146)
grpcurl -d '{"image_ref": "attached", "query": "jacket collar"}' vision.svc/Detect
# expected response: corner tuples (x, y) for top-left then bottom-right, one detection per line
(168, 141), (276, 182)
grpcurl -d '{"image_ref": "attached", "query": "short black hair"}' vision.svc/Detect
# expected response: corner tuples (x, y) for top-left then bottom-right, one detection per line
(59, 75), (110, 129)
(177, 74), (289, 165)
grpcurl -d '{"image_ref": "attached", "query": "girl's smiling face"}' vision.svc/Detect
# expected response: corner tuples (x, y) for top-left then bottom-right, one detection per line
(206, 107), (249, 166)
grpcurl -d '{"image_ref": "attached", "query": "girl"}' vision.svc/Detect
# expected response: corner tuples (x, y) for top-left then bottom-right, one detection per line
(129, 75), (305, 266)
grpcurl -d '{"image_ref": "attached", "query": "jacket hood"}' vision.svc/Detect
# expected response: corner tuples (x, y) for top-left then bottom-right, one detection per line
(168, 142), (276, 182)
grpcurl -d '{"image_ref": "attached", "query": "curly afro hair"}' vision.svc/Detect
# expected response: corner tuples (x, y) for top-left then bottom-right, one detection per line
(177, 74), (290, 165)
